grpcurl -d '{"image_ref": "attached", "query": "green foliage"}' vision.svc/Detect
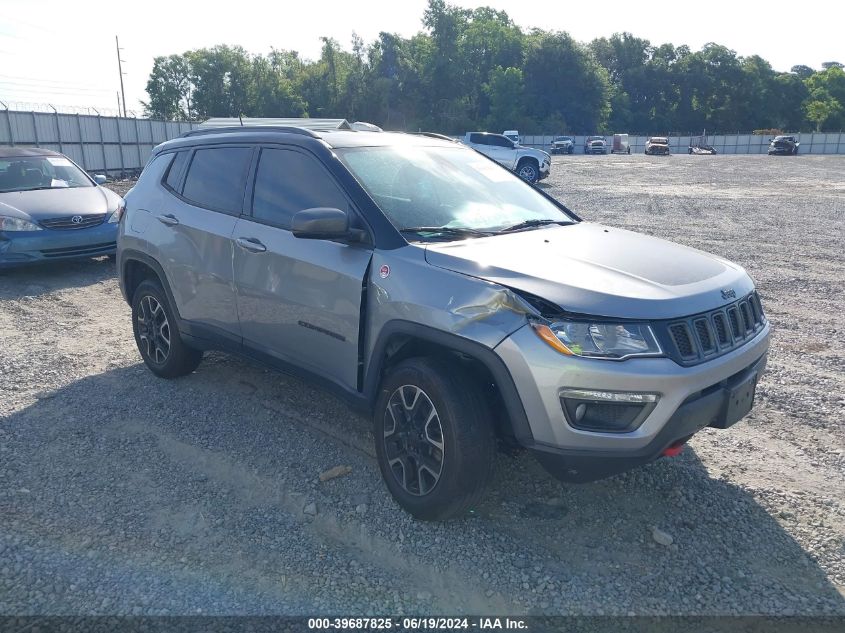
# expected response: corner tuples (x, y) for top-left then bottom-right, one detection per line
(143, 0), (845, 133)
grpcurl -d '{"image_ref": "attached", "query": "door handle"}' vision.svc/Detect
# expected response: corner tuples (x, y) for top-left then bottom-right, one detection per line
(157, 213), (179, 226)
(236, 237), (267, 253)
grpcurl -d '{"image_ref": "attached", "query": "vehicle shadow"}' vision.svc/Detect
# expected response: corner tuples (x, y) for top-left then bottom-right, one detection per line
(2, 357), (843, 615)
(0, 256), (115, 299)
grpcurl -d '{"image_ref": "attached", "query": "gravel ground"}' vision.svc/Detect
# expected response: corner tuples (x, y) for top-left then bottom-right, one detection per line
(0, 156), (843, 616)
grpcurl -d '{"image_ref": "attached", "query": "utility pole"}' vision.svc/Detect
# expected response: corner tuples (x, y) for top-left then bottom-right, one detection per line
(116, 91), (122, 115)
(115, 35), (127, 118)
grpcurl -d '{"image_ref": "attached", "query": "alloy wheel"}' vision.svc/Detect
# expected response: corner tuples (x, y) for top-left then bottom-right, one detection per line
(137, 295), (171, 364)
(383, 385), (445, 496)
(518, 164), (538, 182)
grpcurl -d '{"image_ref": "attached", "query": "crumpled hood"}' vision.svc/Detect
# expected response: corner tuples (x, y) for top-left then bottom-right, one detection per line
(0, 186), (120, 220)
(424, 222), (754, 320)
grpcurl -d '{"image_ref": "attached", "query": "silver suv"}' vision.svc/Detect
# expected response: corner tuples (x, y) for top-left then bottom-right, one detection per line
(118, 126), (770, 520)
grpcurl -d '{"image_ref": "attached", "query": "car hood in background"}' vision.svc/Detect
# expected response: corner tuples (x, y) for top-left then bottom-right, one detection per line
(0, 186), (121, 220)
(424, 223), (753, 320)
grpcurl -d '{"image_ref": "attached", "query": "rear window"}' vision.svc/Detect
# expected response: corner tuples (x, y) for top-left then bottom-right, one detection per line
(182, 147), (252, 214)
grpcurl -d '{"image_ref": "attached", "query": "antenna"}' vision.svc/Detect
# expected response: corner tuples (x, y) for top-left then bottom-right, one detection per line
(115, 35), (127, 118)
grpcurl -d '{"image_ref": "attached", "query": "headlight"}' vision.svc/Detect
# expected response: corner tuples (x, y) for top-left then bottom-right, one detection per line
(531, 321), (662, 360)
(108, 199), (126, 223)
(0, 215), (42, 231)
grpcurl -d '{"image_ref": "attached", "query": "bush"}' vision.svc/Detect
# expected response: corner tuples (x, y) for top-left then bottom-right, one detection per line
(753, 128), (784, 136)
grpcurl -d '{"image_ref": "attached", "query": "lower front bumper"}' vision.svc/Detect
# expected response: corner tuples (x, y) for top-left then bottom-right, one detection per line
(0, 224), (117, 268)
(529, 352), (767, 482)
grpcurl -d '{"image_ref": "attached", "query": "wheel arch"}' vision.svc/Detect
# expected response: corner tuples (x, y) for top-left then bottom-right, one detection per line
(364, 320), (534, 446)
(120, 250), (182, 320)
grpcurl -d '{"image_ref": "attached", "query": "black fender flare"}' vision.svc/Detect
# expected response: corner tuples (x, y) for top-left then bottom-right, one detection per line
(364, 320), (535, 445)
(119, 249), (182, 320)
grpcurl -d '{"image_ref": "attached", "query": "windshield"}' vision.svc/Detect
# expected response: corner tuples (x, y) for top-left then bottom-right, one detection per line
(337, 145), (574, 240)
(0, 155), (92, 193)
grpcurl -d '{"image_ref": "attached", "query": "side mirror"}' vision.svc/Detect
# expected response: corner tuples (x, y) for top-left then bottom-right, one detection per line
(291, 207), (350, 240)
(93, 174), (107, 185)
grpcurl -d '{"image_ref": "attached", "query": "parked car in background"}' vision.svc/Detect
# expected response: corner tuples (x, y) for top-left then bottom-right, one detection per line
(645, 137), (671, 155)
(768, 135), (799, 155)
(550, 136), (574, 154)
(503, 130), (520, 144)
(584, 136), (608, 154)
(463, 132), (551, 183)
(611, 134), (631, 154)
(118, 124), (769, 520)
(0, 148), (124, 268)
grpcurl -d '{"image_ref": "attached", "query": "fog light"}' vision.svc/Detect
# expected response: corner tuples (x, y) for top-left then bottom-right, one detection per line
(560, 389), (659, 433)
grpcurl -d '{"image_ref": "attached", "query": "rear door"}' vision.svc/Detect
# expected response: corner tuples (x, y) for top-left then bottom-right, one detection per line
(486, 135), (516, 168)
(158, 145), (253, 340)
(468, 133), (494, 159)
(232, 146), (373, 390)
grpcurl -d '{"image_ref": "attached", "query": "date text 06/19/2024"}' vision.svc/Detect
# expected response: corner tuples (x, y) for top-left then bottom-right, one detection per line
(307, 617), (529, 630)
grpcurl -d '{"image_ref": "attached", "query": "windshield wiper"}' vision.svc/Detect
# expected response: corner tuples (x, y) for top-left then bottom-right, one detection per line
(496, 219), (571, 233)
(400, 226), (494, 240)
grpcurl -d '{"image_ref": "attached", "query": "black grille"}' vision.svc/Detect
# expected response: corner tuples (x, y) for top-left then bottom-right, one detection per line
(664, 291), (766, 366)
(727, 307), (742, 338)
(713, 313), (730, 346)
(694, 318), (715, 353)
(39, 241), (115, 258)
(39, 214), (107, 230)
(669, 324), (695, 358)
(739, 301), (754, 333)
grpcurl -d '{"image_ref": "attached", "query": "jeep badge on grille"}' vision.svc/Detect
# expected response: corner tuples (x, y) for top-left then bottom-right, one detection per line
(721, 288), (736, 300)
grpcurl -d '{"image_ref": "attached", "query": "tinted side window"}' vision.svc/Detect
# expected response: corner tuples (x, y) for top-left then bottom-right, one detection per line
(252, 149), (348, 229)
(182, 147), (252, 214)
(163, 151), (188, 192)
(469, 133), (489, 145)
(490, 135), (513, 148)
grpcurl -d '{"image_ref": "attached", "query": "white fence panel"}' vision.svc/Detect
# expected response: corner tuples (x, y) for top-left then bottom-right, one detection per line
(1, 109), (197, 175)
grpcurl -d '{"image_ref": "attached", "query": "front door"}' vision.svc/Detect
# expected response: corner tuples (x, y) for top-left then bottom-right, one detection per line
(232, 147), (372, 391)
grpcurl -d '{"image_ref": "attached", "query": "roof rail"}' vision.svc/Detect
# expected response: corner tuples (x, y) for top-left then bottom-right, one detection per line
(416, 132), (459, 143)
(180, 126), (320, 139)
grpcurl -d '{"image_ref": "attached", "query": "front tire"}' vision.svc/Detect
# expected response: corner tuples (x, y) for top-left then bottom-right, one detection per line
(374, 357), (495, 521)
(516, 159), (539, 184)
(131, 279), (203, 379)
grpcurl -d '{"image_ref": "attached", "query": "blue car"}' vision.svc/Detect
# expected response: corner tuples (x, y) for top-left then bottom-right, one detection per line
(0, 147), (124, 268)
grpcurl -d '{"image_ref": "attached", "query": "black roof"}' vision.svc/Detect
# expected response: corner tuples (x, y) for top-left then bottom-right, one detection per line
(156, 128), (457, 155)
(0, 147), (63, 159)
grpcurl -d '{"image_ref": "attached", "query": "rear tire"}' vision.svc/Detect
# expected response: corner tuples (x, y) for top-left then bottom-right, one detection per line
(131, 279), (203, 379)
(374, 357), (495, 521)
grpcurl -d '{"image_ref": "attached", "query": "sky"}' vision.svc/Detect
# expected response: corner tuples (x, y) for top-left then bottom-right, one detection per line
(1, 0), (842, 115)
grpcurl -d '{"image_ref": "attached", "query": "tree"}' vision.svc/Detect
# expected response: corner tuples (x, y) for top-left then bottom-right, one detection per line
(143, 54), (194, 120)
(523, 31), (610, 132)
(821, 61), (844, 70)
(790, 64), (815, 79)
(484, 66), (524, 130)
(805, 96), (841, 131)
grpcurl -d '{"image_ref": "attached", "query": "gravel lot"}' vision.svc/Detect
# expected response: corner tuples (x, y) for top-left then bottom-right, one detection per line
(1, 155), (843, 617)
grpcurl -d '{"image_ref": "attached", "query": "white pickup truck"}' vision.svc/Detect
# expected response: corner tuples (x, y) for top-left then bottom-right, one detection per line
(462, 132), (551, 183)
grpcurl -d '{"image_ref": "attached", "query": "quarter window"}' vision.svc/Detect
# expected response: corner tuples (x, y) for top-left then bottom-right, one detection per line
(252, 148), (348, 229)
(182, 147), (252, 214)
(163, 151), (188, 192)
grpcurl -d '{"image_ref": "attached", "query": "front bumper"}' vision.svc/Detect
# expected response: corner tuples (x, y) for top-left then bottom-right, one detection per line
(539, 159), (551, 180)
(495, 322), (770, 481)
(0, 222), (117, 268)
